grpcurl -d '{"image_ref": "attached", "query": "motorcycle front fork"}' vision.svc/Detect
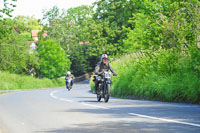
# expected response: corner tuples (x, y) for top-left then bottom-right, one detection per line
(98, 83), (105, 95)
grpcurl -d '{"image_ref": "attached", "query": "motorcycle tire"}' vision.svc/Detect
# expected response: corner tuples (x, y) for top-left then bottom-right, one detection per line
(67, 86), (71, 91)
(97, 94), (101, 102)
(104, 84), (110, 103)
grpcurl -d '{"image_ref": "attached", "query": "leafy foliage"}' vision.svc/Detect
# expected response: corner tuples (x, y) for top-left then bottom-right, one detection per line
(0, 0), (16, 19)
(13, 16), (43, 32)
(0, 0), (200, 104)
(0, 32), (39, 74)
(0, 17), (42, 40)
(124, 0), (200, 51)
(36, 39), (71, 78)
(111, 48), (200, 104)
(0, 17), (42, 76)
(42, 5), (127, 75)
(91, 0), (200, 104)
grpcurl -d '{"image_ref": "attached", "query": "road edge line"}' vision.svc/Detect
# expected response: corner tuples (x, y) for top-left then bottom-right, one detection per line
(129, 113), (200, 128)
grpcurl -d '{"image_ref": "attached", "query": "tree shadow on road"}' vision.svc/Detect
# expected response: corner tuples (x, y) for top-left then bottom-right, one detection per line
(36, 120), (199, 133)
(50, 102), (200, 133)
(75, 80), (90, 85)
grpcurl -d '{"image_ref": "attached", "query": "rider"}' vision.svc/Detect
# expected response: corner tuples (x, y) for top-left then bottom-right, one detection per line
(94, 54), (117, 94)
(65, 71), (75, 88)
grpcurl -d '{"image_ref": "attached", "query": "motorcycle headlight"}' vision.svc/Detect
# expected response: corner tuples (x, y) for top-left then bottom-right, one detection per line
(106, 80), (111, 84)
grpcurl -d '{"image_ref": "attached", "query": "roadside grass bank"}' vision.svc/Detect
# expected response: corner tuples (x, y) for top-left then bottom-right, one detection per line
(0, 71), (65, 91)
(111, 48), (200, 104)
(90, 47), (200, 104)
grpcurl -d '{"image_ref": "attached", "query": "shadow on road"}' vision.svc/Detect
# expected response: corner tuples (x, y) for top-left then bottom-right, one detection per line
(65, 104), (200, 121)
(37, 120), (198, 133)
(56, 99), (200, 132)
(76, 96), (95, 99)
(80, 100), (101, 103)
(75, 80), (90, 85)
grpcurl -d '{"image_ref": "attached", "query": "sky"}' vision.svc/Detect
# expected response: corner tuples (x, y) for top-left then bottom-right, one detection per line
(12, 0), (97, 19)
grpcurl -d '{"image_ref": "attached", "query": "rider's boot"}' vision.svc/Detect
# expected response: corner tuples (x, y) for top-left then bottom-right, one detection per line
(94, 81), (98, 94)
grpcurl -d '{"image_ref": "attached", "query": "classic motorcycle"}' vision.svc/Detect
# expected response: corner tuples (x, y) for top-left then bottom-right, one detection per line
(96, 71), (112, 103)
(66, 78), (72, 91)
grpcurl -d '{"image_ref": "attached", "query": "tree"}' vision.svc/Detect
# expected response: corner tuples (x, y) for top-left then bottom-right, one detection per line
(0, 16), (42, 40)
(13, 16), (42, 32)
(123, 0), (200, 52)
(93, 0), (137, 54)
(0, 32), (39, 74)
(42, 5), (98, 76)
(93, 0), (135, 28)
(0, 17), (41, 76)
(0, 0), (16, 19)
(37, 39), (71, 78)
(41, 5), (128, 75)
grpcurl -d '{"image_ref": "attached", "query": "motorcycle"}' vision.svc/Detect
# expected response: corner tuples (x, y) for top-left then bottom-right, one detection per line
(96, 71), (112, 103)
(66, 78), (72, 91)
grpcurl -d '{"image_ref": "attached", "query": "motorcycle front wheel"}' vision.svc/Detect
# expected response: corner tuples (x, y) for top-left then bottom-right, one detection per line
(97, 94), (101, 102)
(104, 84), (110, 103)
(67, 85), (71, 91)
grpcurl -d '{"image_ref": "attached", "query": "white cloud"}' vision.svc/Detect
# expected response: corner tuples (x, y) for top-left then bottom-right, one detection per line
(12, 0), (96, 19)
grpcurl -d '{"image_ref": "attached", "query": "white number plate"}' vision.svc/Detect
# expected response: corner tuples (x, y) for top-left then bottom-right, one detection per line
(105, 72), (111, 79)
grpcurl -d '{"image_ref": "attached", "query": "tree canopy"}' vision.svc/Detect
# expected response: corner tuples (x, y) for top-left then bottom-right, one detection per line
(0, 0), (199, 79)
(0, 0), (16, 19)
(37, 39), (71, 78)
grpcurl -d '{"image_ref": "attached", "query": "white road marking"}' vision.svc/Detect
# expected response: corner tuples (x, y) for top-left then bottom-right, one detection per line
(50, 91), (58, 99)
(129, 113), (200, 128)
(50, 90), (108, 109)
(50, 90), (200, 128)
(59, 98), (73, 102)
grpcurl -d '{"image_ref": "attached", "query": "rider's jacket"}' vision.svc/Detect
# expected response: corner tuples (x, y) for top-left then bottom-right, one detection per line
(65, 74), (75, 80)
(95, 61), (116, 76)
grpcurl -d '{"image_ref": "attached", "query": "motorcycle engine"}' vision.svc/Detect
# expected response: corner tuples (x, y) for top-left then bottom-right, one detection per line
(98, 83), (103, 89)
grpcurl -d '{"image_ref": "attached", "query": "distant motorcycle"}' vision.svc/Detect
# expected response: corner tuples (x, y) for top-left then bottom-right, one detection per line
(66, 78), (72, 91)
(96, 71), (112, 103)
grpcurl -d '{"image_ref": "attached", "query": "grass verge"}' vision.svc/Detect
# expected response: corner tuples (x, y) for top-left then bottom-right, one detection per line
(110, 49), (200, 104)
(0, 71), (65, 90)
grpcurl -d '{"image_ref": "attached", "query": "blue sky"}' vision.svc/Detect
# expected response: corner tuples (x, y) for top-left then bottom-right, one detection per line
(12, 0), (96, 19)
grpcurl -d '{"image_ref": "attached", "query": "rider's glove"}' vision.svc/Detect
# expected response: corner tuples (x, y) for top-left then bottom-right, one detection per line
(98, 71), (104, 75)
(113, 73), (117, 76)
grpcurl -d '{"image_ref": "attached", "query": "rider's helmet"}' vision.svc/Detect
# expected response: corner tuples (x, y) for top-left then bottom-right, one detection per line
(101, 54), (108, 60)
(67, 71), (71, 75)
(101, 54), (108, 64)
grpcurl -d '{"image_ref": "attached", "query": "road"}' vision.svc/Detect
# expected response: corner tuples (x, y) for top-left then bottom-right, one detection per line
(0, 81), (200, 133)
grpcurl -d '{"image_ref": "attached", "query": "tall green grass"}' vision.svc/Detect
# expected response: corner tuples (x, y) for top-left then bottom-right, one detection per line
(111, 48), (200, 104)
(0, 71), (65, 90)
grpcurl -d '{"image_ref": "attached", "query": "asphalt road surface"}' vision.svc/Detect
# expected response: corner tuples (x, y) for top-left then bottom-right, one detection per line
(0, 81), (200, 133)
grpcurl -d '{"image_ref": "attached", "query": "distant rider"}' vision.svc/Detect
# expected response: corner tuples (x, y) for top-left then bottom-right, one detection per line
(94, 54), (117, 94)
(65, 71), (75, 88)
